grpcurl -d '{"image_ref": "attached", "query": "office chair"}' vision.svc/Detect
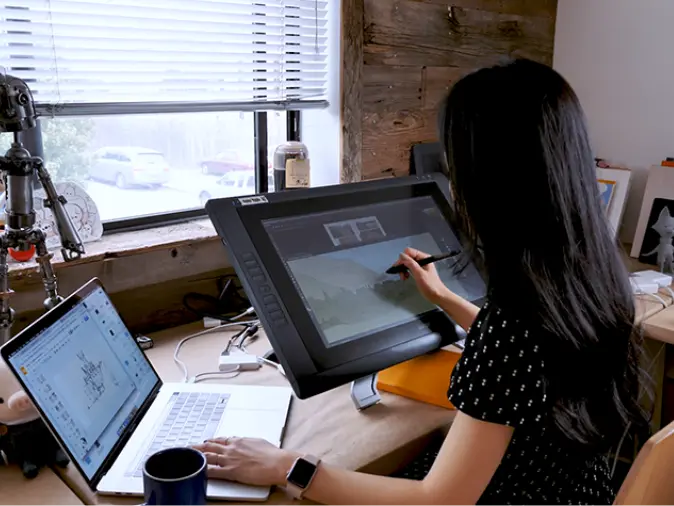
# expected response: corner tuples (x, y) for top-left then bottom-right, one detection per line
(615, 420), (674, 504)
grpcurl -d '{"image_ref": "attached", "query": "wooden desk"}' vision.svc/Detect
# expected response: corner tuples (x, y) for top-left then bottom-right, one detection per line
(10, 292), (672, 505)
(636, 291), (674, 325)
(1, 463), (83, 505)
(643, 305), (674, 345)
(57, 323), (456, 505)
(634, 292), (674, 431)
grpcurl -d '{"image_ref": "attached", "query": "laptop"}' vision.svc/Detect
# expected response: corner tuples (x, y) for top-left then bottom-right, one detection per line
(0, 278), (292, 501)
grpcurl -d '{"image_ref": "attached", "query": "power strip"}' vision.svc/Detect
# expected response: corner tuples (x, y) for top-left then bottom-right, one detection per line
(630, 278), (660, 294)
(630, 277), (667, 307)
(632, 270), (673, 288)
(219, 352), (261, 371)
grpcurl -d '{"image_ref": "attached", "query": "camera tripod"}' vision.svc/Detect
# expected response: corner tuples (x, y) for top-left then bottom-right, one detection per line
(0, 74), (85, 343)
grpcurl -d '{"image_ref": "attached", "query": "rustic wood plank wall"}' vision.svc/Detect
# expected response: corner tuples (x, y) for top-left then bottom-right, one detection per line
(358, 0), (558, 180)
(341, 0), (364, 183)
(10, 239), (232, 336)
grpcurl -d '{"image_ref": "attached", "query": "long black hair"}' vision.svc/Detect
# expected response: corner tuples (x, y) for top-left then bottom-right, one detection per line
(439, 59), (649, 450)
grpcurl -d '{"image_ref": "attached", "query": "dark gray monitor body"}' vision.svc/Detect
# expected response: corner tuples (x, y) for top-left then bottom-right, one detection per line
(410, 142), (446, 176)
(206, 174), (486, 399)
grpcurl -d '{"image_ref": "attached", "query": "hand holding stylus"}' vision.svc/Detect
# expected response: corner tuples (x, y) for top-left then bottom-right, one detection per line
(392, 248), (456, 305)
(386, 250), (460, 275)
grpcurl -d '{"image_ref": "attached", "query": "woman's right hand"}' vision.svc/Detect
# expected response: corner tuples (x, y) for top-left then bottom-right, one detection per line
(397, 247), (451, 305)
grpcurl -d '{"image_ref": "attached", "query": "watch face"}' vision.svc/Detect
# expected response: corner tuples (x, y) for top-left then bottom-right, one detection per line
(288, 458), (316, 487)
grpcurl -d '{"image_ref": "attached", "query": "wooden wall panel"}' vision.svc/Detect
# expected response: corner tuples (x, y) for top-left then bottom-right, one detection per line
(10, 238), (233, 336)
(341, 0), (364, 183)
(361, 65), (426, 177)
(419, 0), (558, 19)
(422, 66), (466, 111)
(362, 109), (436, 178)
(359, 0), (558, 181)
(13, 270), (230, 337)
(363, 66), (422, 115)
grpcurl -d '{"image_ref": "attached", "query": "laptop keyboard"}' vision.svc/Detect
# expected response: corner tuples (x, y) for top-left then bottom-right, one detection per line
(126, 391), (230, 478)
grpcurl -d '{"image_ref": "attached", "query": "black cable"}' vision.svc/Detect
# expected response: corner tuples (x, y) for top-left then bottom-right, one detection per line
(223, 326), (251, 355)
(182, 293), (231, 321)
(183, 275), (251, 322)
(216, 276), (249, 306)
(236, 324), (259, 348)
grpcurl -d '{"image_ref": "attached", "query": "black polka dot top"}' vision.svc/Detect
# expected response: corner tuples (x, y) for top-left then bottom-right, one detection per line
(447, 300), (616, 505)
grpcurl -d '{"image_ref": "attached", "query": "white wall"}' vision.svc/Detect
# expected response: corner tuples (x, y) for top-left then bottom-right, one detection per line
(302, 0), (341, 187)
(553, 0), (674, 243)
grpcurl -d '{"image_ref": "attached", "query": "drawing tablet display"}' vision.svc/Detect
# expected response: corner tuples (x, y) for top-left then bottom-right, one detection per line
(206, 174), (486, 398)
(263, 197), (483, 347)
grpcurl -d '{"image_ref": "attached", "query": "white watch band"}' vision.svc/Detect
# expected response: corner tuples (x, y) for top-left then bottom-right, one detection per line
(285, 454), (320, 500)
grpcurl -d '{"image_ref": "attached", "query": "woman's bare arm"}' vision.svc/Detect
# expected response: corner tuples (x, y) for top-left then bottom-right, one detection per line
(435, 288), (481, 332)
(294, 412), (512, 505)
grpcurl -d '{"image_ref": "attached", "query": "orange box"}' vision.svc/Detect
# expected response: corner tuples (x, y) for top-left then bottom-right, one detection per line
(376, 349), (461, 410)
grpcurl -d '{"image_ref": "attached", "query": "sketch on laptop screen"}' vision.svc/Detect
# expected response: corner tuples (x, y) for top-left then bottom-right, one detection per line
(6, 287), (159, 479)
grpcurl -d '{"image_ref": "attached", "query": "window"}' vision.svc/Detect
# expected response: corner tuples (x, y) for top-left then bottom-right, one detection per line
(0, 0), (329, 230)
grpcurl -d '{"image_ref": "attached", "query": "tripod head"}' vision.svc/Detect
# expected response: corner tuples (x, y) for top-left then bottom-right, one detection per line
(0, 74), (37, 133)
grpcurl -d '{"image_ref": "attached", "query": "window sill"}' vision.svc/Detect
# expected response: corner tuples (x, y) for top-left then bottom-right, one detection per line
(8, 218), (219, 280)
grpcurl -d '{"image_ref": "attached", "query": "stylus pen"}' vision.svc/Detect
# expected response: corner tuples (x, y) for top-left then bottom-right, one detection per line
(386, 250), (461, 275)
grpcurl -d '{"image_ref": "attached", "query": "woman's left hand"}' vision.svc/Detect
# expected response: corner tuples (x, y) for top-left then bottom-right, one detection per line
(192, 437), (299, 486)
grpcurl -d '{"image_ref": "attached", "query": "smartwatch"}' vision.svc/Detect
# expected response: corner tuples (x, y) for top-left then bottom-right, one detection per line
(285, 454), (321, 499)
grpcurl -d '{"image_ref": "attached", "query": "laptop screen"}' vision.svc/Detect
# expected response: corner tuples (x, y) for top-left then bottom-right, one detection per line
(5, 285), (160, 480)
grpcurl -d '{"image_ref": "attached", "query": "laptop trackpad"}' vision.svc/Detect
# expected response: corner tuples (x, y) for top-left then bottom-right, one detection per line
(215, 409), (286, 444)
(207, 407), (286, 500)
(208, 478), (270, 501)
(203, 408), (279, 501)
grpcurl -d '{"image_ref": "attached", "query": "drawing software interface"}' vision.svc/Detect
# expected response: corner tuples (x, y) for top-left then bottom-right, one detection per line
(7, 287), (158, 479)
(263, 196), (484, 347)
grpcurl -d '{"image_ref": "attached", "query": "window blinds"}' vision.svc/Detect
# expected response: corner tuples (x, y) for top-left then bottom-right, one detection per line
(0, 0), (329, 115)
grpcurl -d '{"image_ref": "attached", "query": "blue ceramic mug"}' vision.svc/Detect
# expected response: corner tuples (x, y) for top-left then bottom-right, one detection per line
(143, 447), (208, 505)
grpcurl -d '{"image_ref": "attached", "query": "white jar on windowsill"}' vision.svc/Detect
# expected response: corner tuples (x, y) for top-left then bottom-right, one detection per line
(273, 141), (310, 191)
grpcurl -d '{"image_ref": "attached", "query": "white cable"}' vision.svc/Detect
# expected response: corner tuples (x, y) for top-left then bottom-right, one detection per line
(645, 341), (666, 376)
(662, 285), (674, 301)
(636, 290), (667, 308)
(174, 320), (254, 383)
(229, 306), (255, 321)
(203, 307), (256, 329)
(611, 421), (631, 478)
(611, 341), (666, 477)
(257, 355), (277, 367)
(189, 366), (240, 384)
(257, 355), (287, 377)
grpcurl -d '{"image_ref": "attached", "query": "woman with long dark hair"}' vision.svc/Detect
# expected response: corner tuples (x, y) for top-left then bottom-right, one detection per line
(193, 59), (649, 505)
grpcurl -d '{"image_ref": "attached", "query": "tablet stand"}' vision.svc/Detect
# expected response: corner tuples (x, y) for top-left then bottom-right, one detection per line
(264, 349), (381, 411)
(350, 374), (381, 410)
